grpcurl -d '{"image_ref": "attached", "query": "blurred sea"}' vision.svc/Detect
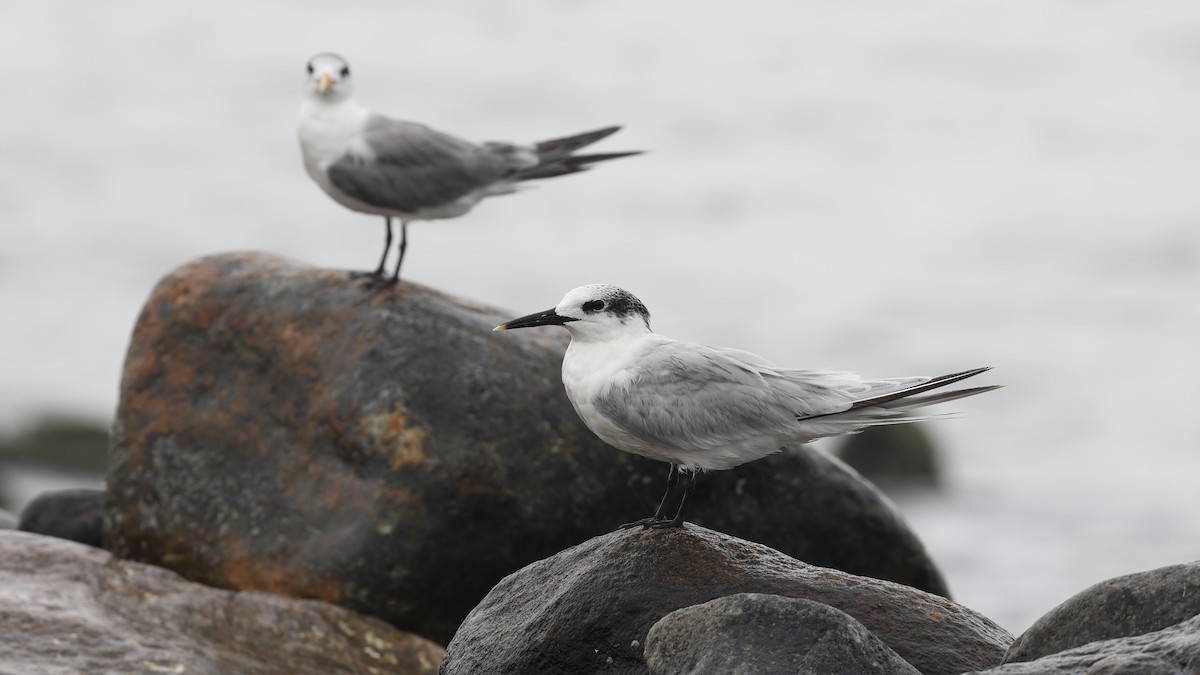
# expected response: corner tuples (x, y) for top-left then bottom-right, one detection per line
(2, 1), (1198, 633)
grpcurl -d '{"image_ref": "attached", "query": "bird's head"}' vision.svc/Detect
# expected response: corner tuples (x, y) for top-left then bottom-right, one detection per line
(495, 284), (652, 342)
(304, 53), (354, 102)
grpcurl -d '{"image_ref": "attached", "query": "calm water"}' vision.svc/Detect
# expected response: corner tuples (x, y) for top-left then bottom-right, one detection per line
(2, 1), (1199, 633)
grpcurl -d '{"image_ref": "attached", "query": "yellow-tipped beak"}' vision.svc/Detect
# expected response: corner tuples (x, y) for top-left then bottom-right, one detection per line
(493, 308), (575, 331)
(317, 72), (334, 94)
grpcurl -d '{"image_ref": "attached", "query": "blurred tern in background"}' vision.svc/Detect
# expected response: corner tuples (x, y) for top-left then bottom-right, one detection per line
(496, 284), (999, 528)
(298, 53), (642, 287)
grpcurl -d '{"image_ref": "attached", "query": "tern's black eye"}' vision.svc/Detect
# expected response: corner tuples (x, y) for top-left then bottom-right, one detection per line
(583, 300), (605, 312)
(340, 65), (350, 77)
(306, 63), (314, 75)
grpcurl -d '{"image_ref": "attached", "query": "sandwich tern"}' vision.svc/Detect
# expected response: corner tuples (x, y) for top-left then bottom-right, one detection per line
(495, 284), (998, 528)
(298, 53), (641, 287)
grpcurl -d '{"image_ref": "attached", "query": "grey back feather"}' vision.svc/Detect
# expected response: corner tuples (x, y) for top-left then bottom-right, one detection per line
(592, 341), (994, 452)
(593, 341), (864, 451)
(326, 115), (530, 212)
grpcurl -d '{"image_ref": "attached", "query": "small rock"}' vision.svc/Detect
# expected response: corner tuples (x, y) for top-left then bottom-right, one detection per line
(0, 508), (16, 529)
(19, 488), (105, 547)
(0, 530), (442, 674)
(645, 593), (921, 675)
(967, 614), (1200, 674)
(441, 525), (1012, 675)
(1005, 560), (1200, 663)
(106, 253), (951, 643)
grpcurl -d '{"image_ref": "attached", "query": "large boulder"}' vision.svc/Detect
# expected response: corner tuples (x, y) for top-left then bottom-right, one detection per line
(440, 525), (1012, 675)
(0, 530), (442, 674)
(967, 614), (1200, 674)
(645, 593), (921, 675)
(1004, 561), (1200, 663)
(105, 252), (948, 644)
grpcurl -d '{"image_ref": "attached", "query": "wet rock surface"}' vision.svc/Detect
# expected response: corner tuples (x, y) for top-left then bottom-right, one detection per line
(19, 488), (105, 547)
(645, 593), (922, 675)
(0, 530), (442, 675)
(440, 525), (1011, 675)
(105, 252), (950, 643)
(968, 614), (1200, 674)
(1004, 560), (1200, 664)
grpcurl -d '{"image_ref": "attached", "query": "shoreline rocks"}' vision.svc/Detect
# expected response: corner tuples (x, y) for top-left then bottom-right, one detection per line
(18, 487), (105, 548)
(105, 252), (951, 643)
(645, 593), (923, 674)
(440, 525), (1012, 675)
(0, 530), (442, 674)
(1004, 561), (1200, 664)
(7, 253), (1197, 673)
(968, 614), (1200, 674)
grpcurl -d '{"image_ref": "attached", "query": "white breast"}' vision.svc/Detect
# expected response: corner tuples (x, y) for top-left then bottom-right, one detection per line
(297, 100), (384, 214)
(561, 336), (684, 464)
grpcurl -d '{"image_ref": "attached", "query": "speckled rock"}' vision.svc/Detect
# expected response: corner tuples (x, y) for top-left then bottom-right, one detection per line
(19, 488), (105, 547)
(441, 525), (1011, 675)
(645, 593), (921, 675)
(1005, 561), (1200, 664)
(968, 615), (1200, 674)
(105, 252), (948, 644)
(0, 530), (442, 675)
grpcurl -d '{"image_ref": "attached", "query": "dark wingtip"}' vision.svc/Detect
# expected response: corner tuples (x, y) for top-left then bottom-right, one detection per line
(518, 150), (643, 180)
(535, 125), (628, 155)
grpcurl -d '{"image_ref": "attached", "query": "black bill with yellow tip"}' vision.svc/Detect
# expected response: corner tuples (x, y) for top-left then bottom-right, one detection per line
(494, 308), (577, 331)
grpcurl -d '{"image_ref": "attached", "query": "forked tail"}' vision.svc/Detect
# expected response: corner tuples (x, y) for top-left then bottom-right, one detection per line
(797, 367), (1001, 422)
(519, 125), (643, 180)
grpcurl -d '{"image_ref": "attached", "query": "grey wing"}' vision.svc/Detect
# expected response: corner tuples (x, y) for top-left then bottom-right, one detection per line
(326, 115), (533, 213)
(593, 342), (859, 451)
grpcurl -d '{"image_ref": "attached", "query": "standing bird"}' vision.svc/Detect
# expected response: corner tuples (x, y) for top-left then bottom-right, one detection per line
(495, 284), (999, 528)
(298, 53), (642, 287)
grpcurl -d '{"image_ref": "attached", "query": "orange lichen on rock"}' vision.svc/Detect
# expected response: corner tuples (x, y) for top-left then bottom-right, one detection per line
(361, 409), (430, 470)
(221, 539), (343, 603)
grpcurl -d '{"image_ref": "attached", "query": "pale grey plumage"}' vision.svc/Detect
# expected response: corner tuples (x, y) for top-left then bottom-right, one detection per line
(325, 116), (534, 215)
(592, 342), (920, 457)
(298, 53), (640, 285)
(495, 283), (999, 527)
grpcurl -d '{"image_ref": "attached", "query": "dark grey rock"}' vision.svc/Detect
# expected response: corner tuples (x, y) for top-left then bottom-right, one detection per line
(19, 488), (105, 547)
(441, 525), (1011, 675)
(1005, 561), (1200, 663)
(645, 593), (922, 675)
(0, 530), (443, 674)
(106, 252), (950, 644)
(967, 614), (1200, 674)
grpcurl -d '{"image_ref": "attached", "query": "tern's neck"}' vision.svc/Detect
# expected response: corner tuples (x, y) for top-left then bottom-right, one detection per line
(301, 96), (369, 123)
(565, 324), (655, 346)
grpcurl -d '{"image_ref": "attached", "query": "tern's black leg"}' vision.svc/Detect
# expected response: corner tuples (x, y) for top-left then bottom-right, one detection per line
(649, 470), (696, 529)
(351, 217), (392, 280)
(620, 464), (680, 529)
(386, 220), (409, 284)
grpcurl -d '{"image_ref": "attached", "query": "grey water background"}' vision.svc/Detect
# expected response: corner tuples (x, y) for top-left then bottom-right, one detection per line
(2, 1), (1198, 634)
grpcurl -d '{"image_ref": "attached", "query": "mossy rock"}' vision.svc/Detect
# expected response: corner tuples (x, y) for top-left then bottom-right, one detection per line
(834, 424), (940, 489)
(0, 417), (109, 474)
